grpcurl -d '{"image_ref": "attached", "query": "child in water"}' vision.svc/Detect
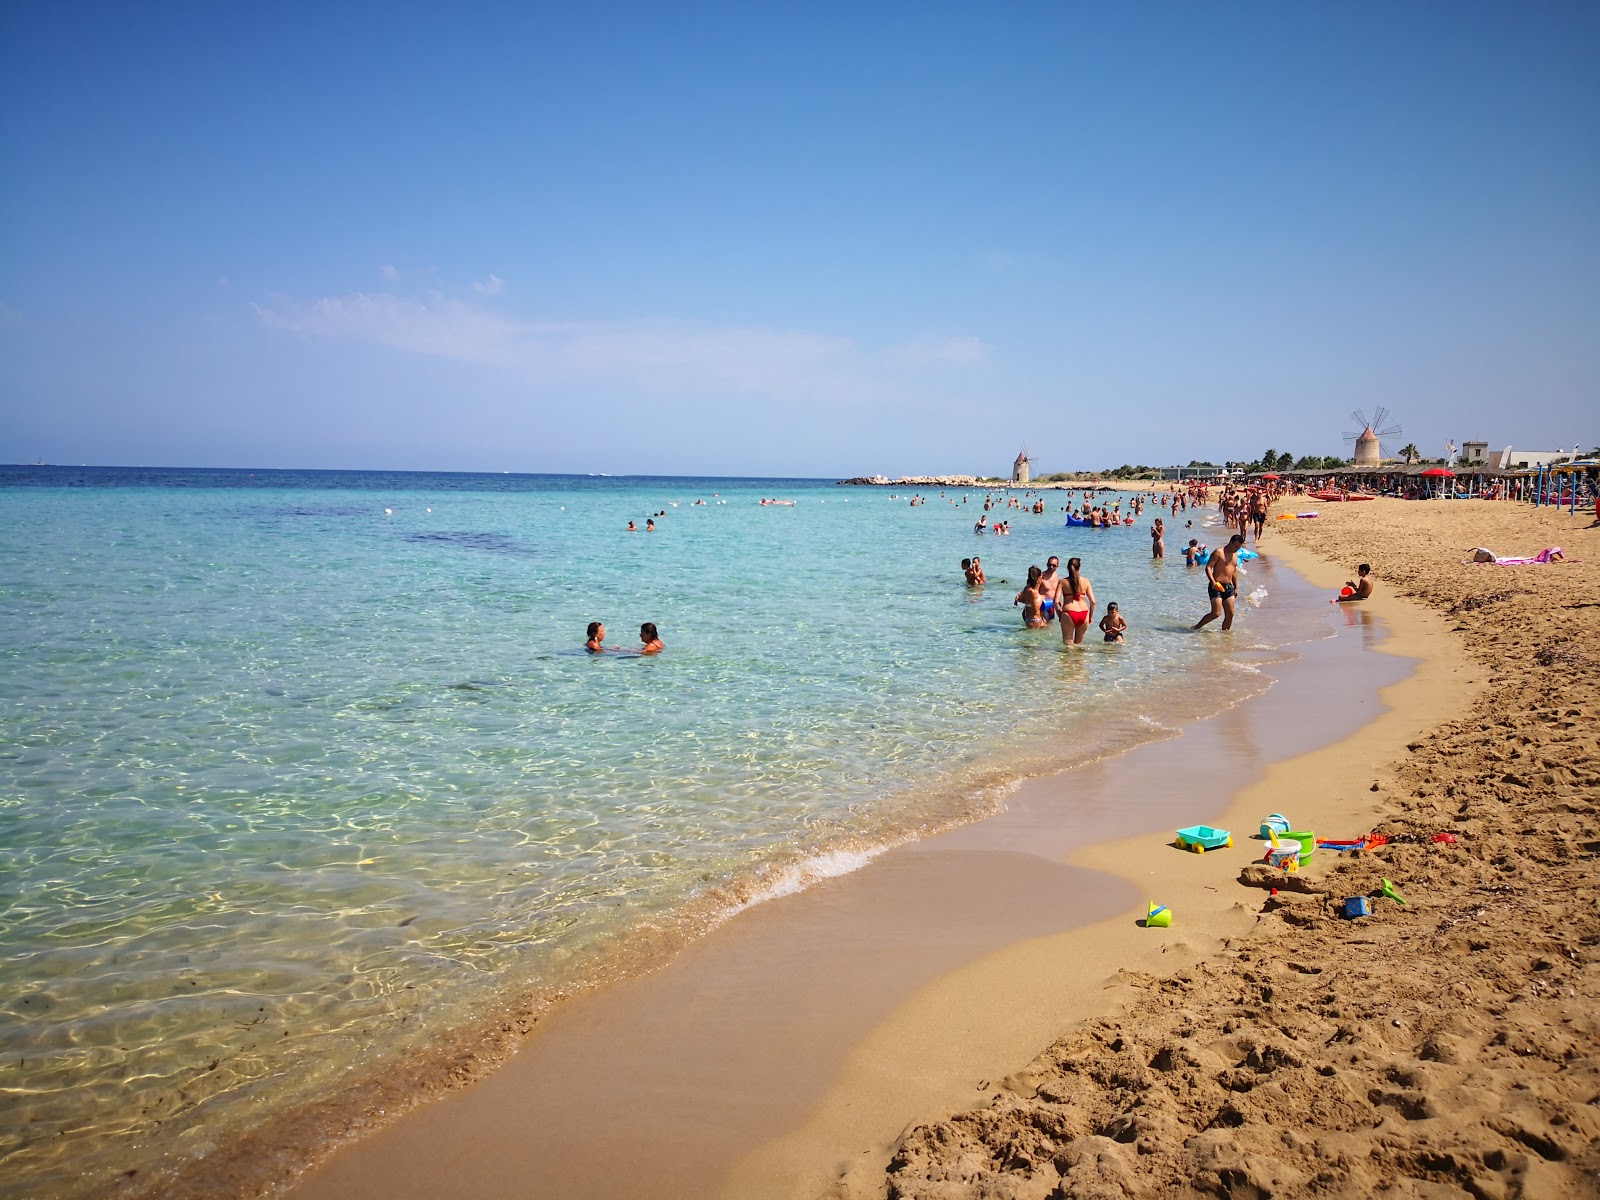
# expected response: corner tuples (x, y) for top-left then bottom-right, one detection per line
(1099, 603), (1127, 643)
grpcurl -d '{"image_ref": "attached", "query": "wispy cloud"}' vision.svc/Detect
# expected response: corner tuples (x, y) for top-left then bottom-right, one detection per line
(471, 273), (504, 296)
(380, 264), (400, 282)
(254, 287), (991, 403)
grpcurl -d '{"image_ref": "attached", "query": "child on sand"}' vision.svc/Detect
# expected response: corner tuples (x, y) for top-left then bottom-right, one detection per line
(1099, 603), (1127, 643)
(1335, 564), (1374, 602)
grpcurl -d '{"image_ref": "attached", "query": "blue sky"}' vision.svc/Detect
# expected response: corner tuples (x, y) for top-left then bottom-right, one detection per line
(2, 2), (1596, 476)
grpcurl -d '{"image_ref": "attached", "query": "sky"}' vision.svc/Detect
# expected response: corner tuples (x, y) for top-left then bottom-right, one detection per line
(2, 2), (1596, 477)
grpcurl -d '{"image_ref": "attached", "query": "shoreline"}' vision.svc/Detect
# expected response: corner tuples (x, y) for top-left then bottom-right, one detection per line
(873, 499), (1600, 1198)
(264, 548), (1426, 1199)
(723, 524), (1479, 1198)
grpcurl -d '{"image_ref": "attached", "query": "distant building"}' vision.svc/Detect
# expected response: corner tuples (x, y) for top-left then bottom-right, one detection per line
(1352, 427), (1382, 467)
(1460, 441), (1489, 466)
(1012, 451), (1030, 485)
(1159, 465), (1226, 480)
(1488, 447), (1567, 470)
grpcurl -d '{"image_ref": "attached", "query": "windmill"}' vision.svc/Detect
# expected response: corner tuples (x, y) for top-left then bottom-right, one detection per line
(1343, 408), (1403, 468)
(1011, 445), (1031, 485)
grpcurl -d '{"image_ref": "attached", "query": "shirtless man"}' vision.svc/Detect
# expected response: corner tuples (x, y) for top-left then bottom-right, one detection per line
(1015, 566), (1046, 628)
(1194, 534), (1245, 631)
(1250, 490), (1269, 540)
(1336, 563), (1374, 602)
(1036, 556), (1063, 623)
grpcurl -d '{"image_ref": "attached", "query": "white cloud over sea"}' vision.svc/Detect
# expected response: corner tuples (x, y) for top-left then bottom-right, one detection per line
(254, 286), (991, 402)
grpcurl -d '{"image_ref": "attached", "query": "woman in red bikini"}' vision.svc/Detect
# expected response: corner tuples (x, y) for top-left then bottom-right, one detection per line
(1059, 557), (1096, 645)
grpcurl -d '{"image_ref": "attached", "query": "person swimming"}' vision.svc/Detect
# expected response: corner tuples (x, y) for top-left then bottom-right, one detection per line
(638, 622), (664, 654)
(585, 621), (607, 652)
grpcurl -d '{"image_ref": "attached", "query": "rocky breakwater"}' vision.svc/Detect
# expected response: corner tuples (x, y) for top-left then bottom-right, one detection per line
(836, 475), (983, 487)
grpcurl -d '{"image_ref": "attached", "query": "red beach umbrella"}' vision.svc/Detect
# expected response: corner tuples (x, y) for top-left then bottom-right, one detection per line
(1419, 468), (1455, 477)
(1260, 473), (1280, 480)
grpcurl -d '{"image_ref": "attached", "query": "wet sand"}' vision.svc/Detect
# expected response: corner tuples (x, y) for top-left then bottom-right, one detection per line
(878, 498), (1600, 1198)
(280, 551), (1420, 1199)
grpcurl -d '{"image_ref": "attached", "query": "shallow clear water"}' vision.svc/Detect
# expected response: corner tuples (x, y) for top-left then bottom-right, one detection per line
(0, 467), (1314, 1196)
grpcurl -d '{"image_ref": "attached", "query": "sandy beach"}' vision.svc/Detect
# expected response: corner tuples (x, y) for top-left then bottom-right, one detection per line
(118, 496), (1598, 1200)
(876, 498), (1600, 1198)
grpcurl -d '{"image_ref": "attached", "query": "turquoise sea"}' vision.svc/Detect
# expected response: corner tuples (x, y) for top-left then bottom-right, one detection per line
(0, 467), (1317, 1197)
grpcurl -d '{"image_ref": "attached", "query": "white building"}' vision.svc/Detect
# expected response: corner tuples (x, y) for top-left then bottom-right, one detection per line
(1487, 446), (1568, 470)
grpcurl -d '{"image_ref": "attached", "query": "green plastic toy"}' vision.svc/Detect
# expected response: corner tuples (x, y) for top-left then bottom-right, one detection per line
(1379, 878), (1407, 905)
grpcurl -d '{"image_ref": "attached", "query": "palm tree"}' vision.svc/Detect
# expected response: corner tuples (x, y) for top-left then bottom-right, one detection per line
(1398, 443), (1420, 464)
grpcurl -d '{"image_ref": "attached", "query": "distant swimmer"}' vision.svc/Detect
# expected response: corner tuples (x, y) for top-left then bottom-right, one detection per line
(974, 514), (988, 533)
(1334, 563), (1374, 603)
(1100, 602), (1127, 643)
(646, 518), (656, 531)
(585, 621), (607, 653)
(639, 622), (664, 654)
(1060, 557), (1095, 646)
(627, 520), (637, 531)
(1194, 534), (1245, 631)
(1015, 566), (1046, 628)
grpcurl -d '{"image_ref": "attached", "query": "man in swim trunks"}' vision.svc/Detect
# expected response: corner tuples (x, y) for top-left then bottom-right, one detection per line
(1184, 539), (1202, 566)
(1194, 534), (1245, 631)
(1250, 490), (1269, 540)
(1036, 556), (1062, 623)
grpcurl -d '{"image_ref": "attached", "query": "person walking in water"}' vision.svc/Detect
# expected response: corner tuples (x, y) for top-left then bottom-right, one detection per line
(1150, 517), (1165, 559)
(1059, 557), (1095, 645)
(1194, 534), (1245, 631)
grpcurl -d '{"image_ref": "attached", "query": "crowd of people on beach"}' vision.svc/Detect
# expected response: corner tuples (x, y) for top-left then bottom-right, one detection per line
(960, 479), (1371, 642)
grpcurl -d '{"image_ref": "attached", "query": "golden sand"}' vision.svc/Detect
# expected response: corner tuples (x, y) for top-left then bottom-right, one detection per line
(866, 499), (1600, 1198)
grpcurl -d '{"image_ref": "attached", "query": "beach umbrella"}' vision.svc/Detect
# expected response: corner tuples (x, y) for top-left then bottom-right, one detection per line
(1420, 467), (1454, 498)
(1260, 473), (1280, 480)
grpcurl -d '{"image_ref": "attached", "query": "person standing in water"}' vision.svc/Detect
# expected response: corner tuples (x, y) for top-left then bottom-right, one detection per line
(1151, 518), (1165, 559)
(585, 622), (607, 652)
(1194, 534), (1245, 631)
(1036, 556), (1062, 623)
(638, 623), (664, 653)
(1059, 557), (1095, 645)
(1014, 566), (1046, 628)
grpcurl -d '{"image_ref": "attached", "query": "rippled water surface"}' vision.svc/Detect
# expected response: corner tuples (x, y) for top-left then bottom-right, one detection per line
(0, 467), (1318, 1196)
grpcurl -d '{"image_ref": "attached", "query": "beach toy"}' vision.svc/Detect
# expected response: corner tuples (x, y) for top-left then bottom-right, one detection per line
(1259, 813), (1290, 839)
(1175, 825), (1233, 853)
(1146, 902), (1172, 928)
(1339, 586), (1354, 597)
(1276, 513), (1297, 520)
(1343, 896), (1372, 919)
(1264, 844), (1300, 872)
(1316, 837), (1369, 853)
(1379, 878), (1407, 905)
(1284, 831), (1315, 861)
(1431, 832), (1458, 844)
